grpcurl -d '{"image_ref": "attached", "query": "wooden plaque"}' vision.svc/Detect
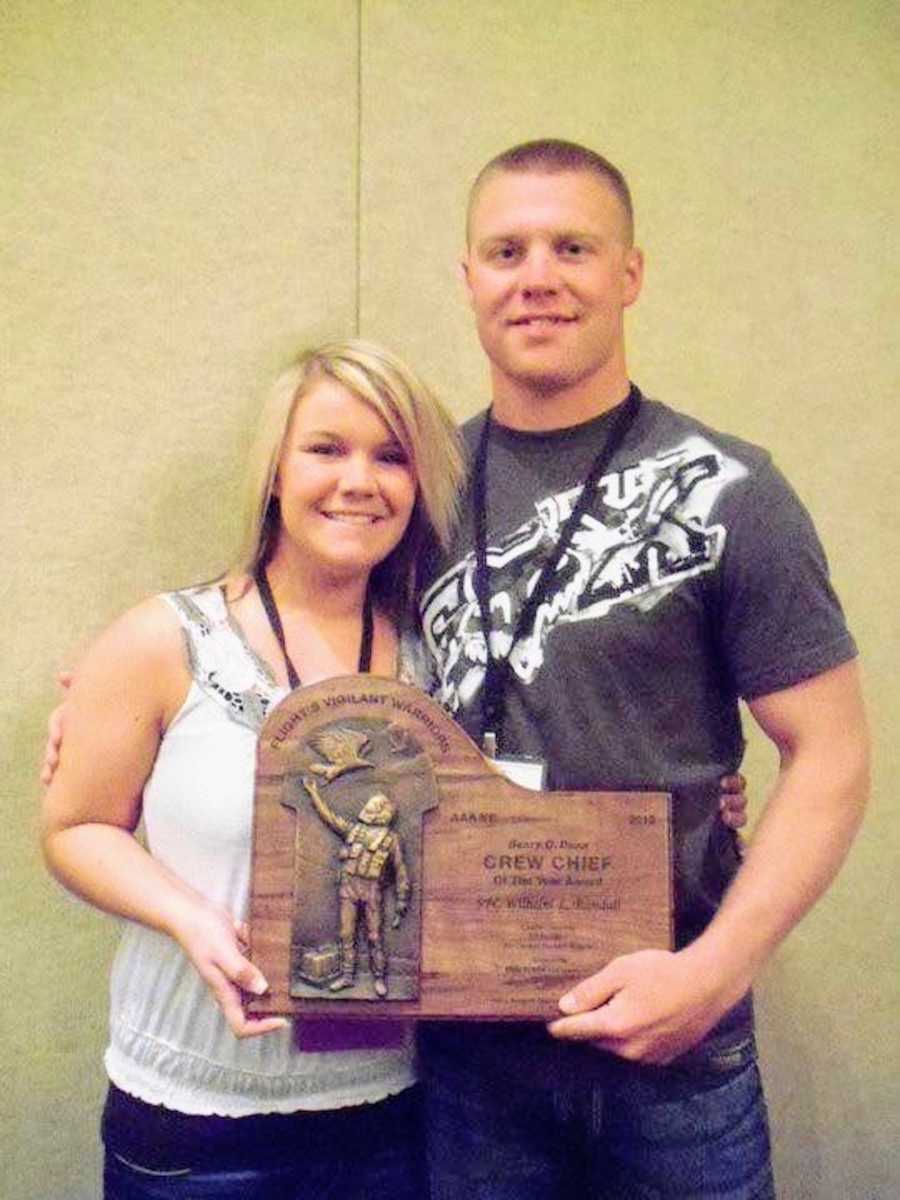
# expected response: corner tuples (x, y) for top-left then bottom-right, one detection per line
(247, 676), (672, 1021)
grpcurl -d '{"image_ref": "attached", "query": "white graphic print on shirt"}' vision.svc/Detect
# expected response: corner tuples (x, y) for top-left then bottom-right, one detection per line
(422, 435), (747, 714)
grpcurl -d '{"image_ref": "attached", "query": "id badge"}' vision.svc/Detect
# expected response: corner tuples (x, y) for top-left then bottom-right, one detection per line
(482, 734), (547, 791)
(493, 755), (547, 791)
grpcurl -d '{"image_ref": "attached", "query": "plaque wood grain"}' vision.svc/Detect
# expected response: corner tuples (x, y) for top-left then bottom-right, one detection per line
(247, 676), (672, 1021)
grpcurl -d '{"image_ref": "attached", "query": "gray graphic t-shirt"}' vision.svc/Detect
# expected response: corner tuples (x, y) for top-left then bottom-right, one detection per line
(423, 394), (853, 798)
(417, 391), (855, 1075)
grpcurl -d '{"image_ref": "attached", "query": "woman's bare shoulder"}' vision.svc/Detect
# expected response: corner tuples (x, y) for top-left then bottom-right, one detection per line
(68, 594), (190, 725)
(91, 593), (183, 664)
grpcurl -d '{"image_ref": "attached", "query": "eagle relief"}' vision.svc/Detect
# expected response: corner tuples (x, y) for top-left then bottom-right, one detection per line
(279, 721), (439, 1001)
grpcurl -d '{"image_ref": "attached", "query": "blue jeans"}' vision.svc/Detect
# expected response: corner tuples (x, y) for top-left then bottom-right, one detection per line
(423, 1038), (774, 1199)
(102, 1083), (427, 1199)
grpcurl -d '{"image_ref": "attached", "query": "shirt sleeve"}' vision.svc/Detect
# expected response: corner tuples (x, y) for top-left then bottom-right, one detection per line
(710, 456), (857, 701)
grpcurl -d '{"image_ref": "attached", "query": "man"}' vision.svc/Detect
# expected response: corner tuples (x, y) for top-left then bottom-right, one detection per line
(418, 140), (868, 1198)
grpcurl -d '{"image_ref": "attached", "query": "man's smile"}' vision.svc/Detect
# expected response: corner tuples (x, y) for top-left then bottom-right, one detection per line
(507, 314), (578, 327)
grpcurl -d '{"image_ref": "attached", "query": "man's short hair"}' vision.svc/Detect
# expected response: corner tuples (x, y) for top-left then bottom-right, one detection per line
(467, 138), (634, 245)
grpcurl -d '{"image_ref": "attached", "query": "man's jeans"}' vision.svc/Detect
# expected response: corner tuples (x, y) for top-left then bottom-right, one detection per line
(424, 1037), (775, 1199)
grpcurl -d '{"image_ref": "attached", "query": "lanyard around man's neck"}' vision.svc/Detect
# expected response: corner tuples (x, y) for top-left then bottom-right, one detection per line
(471, 385), (642, 752)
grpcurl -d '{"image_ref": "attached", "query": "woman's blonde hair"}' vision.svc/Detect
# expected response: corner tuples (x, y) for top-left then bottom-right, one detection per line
(230, 340), (464, 619)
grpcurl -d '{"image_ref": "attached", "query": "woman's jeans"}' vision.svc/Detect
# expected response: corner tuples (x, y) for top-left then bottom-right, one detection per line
(101, 1083), (427, 1200)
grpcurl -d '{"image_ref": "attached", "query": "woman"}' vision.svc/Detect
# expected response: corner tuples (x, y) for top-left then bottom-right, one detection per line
(41, 340), (464, 1199)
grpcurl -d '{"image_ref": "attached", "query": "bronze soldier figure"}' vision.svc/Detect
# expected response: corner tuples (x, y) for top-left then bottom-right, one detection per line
(303, 776), (410, 998)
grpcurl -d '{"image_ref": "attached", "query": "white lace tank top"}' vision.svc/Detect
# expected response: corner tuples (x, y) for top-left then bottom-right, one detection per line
(104, 585), (417, 1116)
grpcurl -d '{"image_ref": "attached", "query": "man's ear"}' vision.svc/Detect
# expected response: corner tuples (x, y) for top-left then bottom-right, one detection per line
(623, 246), (644, 309)
(458, 256), (474, 308)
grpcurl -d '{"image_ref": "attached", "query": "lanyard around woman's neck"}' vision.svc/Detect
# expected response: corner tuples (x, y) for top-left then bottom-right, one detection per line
(254, 567), (374, 690)
(472, 385), (641, 751)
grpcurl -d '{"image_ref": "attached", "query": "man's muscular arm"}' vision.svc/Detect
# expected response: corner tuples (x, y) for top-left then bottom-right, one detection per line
(548, 659), (869, 1063)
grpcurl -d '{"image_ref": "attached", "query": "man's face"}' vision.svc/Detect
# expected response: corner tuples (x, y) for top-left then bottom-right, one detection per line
(463, 169), (643, 408)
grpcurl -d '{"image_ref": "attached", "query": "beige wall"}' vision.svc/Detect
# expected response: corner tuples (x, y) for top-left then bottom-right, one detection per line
(4, 2), (897, 1196)
(3, 3), (359, 1196)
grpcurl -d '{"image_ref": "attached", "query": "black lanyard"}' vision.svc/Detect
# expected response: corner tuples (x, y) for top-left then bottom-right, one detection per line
(254, 568), (374, 690)
(472, 386), (641, 749)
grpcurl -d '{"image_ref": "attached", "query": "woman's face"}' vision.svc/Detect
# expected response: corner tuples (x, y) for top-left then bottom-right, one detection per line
(273, 378), (417, 582)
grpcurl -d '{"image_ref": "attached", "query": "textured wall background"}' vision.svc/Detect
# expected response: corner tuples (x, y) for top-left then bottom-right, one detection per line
(4, 2), (897, 1196)
(3, 3), (359, 1196)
